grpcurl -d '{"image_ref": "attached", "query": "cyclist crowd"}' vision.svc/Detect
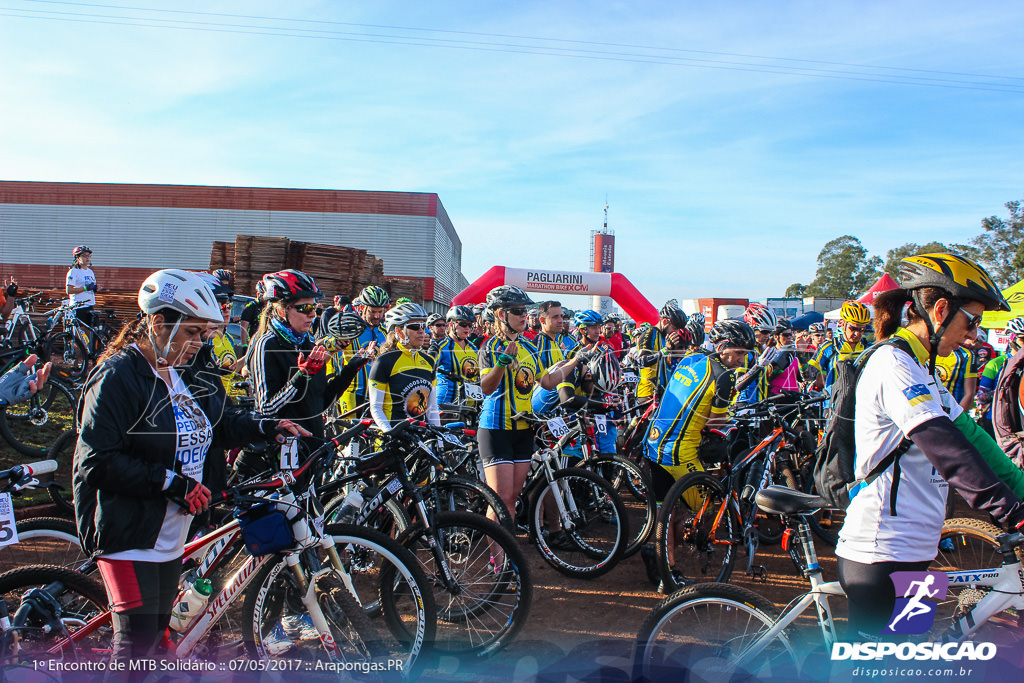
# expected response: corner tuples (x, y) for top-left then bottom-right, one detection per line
(3, 245), (1024, 662)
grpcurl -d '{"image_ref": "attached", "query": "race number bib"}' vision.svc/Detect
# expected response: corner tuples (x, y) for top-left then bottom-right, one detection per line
(623, 372), (639, 384)
(595, 414), (608, 435)
(0, 494), (18, 548)
(464, 383), (485, 401)
(280, 438), (299, 470)
(546, 417), (571, 439)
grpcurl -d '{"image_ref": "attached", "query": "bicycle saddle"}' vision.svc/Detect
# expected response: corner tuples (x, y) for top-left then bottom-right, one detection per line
(754, 485), (828, 515)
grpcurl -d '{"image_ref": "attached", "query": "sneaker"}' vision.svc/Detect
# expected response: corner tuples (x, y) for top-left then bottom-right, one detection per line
(282, 614), (320, 641)
(639, 545), (660, 587)
(263, 624), (295, 656)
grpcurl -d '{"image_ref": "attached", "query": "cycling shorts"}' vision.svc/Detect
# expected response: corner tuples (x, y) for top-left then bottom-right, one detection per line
(479, 427), (535, 466)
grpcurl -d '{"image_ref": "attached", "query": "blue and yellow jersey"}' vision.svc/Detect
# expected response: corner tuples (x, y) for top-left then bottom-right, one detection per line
(337, 324), (386, 412)
(368, 346), (436, 424)
(210, 332), (244, 398)
(531, 333), (568, 369)
(433, 337), (480, 404)
(636, 326), (668, 400)
(479, 337), (548, 430)
(935, 346), (978, 403)
(644, 353), (735, 468)
(809, 338), (868, 390)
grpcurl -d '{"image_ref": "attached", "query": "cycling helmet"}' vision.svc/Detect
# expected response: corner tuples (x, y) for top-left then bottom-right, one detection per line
(602, 312), (620, 324)
(561, 308), (575, 321)
(1005, 317), (1024, 337)
(744, 303), (777, 332)
(212, 269), (233, 286)
(899, 253), (1009, 312)
(840, 300), (871, 325)
(72, 245), (92, 258)
(395, 297), (412, 306)
(359, 285), (391, 308)
(325, 311), (369, 341)
(808, 322), (827, 334)
(685, 317), (706, 348)
(426, 313), (444, 327)
(262, 270), (323, 302)
(689, 312), (705, 328)
(472, 303), (487, 318)
(574, 310), (603, 327)
(486, 285), (534, 310)
(384, 302), (428, 331)
(659, 300), (688, 329)
(482, 308), (495, 324)
(708, 319), (756, 350)
(195, 272), (233, 302)
(446, 305), (475, 323)
(587, 348), (622, 394)
(138, 269), (223, 322)
(254, 280), (267, 302)
(774, 318), (792, 334)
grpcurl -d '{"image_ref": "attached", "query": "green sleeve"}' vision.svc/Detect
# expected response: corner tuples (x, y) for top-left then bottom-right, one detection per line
(954, 410), (1024, 499)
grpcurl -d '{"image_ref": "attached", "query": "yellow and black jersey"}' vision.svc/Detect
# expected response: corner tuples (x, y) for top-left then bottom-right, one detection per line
(432, 337), (480, 404)
(209, 332), (244, 398)
(368, 345), (437, 428)
(636, 326), (668, 400)
(479, 337), (548, 430)
(645, 352), (735, 468)
(531, 333), (571, 369)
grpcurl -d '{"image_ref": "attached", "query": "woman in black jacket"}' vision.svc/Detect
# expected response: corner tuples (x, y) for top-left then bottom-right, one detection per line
(74, 269), (306, 666)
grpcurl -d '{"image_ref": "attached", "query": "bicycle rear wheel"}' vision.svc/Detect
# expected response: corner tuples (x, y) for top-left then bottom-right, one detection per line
(655, 471), (739, 591)
(427, 475), (513, 532)
(0, 379), (77, 457)
(582, 454), (655, 558)
(0, 517), (89, 575)
(0, 564), (111, 668)
(633, 582), (797, 683)
(42, 332), (90, 382)
(529, 467), (629, 578)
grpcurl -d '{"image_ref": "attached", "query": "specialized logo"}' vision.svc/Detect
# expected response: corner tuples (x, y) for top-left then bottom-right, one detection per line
(885, 571), (948, 634)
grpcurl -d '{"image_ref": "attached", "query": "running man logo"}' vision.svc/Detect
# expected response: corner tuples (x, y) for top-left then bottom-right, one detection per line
(884, 571), (949, 635)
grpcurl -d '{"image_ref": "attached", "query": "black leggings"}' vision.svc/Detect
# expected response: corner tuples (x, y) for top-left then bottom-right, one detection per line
(837, 556), (931, 639)
(97, 557), (182, 663)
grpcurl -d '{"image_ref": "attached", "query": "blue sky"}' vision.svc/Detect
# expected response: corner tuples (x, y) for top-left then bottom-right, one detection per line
(2, 1), (1023, 308)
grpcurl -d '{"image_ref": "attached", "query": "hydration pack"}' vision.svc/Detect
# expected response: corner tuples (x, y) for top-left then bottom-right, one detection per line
(993, 349), (1024, 469)
(812, 337), (914, 513)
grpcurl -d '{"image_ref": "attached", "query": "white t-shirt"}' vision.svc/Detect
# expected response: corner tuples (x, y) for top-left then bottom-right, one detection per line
(836, 338), (962, 564)
(66, 266), (97, 307)
(104, 366), (212, 562)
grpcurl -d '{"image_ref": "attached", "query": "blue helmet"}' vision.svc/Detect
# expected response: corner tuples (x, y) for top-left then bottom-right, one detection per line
(574, 310), (603, 327)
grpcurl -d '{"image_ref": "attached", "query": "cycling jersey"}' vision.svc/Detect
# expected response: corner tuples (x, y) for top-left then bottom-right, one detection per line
(809, 338), (868, 390)
(338, 324), (386, 412)
(979, 354), (1008, 419)
(644, 352), (735, 470)
(432, 337), (480, 404)
(209, 332), (244, 398)
(934, 346), (977, 403)
(479, 337), (547, 430)
(368, 344), (439, 429)
(530, 332), (569, 369)
(636, 326), (668, 400)
(972, 341), (996, 372)
(66, 265), (97, 307)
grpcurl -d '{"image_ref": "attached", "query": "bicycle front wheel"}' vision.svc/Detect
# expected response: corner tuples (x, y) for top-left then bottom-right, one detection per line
(582, 454), (655, 558)
(529, 467), (629, 579)
(43, 332), (90, 382)
(398, 510), (532, 657)
(0, 379), (77, 457)
(656, 471), (739, 591)
(0, 517), (89, 575)
(633, 582), (798, 683)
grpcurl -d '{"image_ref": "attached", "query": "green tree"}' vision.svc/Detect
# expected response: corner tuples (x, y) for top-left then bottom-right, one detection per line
(785, 283), (807, 298)
(883, 241), (950, 280)
(804, 235), (883, 299)
(963, 199), (1024, 288)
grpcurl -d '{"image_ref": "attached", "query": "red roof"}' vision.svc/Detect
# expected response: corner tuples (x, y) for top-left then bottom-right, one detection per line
(858, 273), (901, 304)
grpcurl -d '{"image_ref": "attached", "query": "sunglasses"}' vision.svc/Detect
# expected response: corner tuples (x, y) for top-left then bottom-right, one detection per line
(455, 321), (473, 328)
(845, 325), (866, 333)
(290, 303), (317, 315)
(779, 332), (793, 338)
(958, 307), (982, 331)
(404, 323), (424, 331)
(431, 322), (445, 328)
(505, 307), (528, 316)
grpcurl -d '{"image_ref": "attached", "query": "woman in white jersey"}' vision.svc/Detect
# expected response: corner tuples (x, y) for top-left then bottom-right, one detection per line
(65, 244), (98, 327)
(836, 253), (1024, 638)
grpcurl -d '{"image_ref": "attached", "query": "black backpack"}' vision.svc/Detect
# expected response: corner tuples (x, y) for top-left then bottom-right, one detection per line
(813, 337), (914, 514)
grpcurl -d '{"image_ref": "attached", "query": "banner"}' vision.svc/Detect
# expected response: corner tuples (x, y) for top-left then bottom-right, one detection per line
(505, 268), (612, 296)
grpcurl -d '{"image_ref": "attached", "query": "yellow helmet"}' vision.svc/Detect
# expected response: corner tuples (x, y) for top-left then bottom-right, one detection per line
(839, 300), (871, 325)
(898, 253), (1009, 312)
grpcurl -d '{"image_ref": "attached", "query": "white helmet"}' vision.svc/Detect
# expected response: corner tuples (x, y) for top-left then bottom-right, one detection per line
(138, 269), (223, 323)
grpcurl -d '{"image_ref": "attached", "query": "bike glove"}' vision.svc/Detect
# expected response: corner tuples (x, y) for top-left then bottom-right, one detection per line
(0, 362), (37, 407)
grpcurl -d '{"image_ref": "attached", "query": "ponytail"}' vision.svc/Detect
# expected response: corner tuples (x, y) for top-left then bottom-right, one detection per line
(874, 286), (950, 340)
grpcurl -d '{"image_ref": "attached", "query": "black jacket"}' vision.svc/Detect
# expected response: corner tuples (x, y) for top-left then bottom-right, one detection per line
(73, 345), (266, 556)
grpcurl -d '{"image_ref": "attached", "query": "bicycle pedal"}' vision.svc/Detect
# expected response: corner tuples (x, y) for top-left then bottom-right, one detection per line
(747, 565), (768, 583)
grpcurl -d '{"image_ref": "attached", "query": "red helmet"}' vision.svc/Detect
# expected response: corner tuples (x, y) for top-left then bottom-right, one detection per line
(72, 245), (92, 258)
(261, 270), (322, 302)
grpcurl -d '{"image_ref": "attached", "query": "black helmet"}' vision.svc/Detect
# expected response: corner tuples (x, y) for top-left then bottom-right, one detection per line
(686, 317), (706, 348)
(482, 308), (496, 323)
(325, 311), (369, 341)
(359, 285), (391, 308)
(426, 313), (444, 327)
(659, 299), (688, 329)
(774, 318), (792, 334)
(261, 269), (322, 302)
(898, 253), (1010, 312)
(486, 285), (534, 310)
(446, 305), (475, 323)
(708, 320), (756, 350)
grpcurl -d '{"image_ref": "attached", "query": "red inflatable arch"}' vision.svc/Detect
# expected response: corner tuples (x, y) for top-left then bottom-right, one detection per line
(452, 266), (659, 324)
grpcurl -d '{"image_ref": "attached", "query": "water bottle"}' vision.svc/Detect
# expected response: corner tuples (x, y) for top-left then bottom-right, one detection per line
(169, 578), (213, 633)
(337, 488), (364, 524)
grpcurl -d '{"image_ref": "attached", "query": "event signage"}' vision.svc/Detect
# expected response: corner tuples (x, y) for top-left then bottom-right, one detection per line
(505, 268), (612, 295)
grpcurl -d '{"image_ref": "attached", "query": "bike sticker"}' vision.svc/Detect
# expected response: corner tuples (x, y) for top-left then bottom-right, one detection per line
(595, 414), (608, 434)
(385, 478), (403, 495)
(464, 383), (485, 401)
(441, 432), (464, 447)
(279, 437), (299, 470)
(311, 515), (325, 537)
(0, 493), (18, 547)
(546, 417), (571, 438)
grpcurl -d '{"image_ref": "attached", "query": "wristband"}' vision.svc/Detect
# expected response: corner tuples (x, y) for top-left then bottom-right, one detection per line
(496, 353), (514, 366)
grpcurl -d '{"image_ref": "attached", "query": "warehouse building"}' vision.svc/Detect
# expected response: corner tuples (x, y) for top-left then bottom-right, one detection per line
(0, 181), (468, 311)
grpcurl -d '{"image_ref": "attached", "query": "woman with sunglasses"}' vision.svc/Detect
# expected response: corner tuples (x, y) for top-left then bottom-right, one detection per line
(836, 253), (1024, 638)
(74, 270), (308, 668)
(247, 270), (371, 440)
(367, 302), (440, 430)
(432, 305), (480, 406)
